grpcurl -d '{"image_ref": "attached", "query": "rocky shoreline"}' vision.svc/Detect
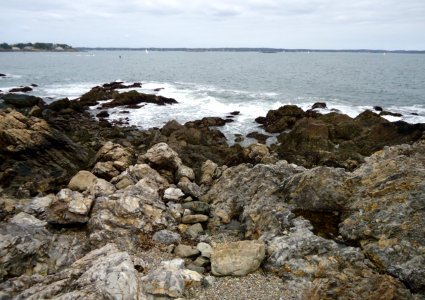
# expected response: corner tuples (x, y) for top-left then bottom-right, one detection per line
(1, 84), (424, 299)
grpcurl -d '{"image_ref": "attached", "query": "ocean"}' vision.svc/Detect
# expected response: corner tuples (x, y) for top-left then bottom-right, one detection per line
(1, 51), (425, 143)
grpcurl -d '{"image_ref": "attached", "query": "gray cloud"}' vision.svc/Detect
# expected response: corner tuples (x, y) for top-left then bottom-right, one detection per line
(0, 0), (424, 49)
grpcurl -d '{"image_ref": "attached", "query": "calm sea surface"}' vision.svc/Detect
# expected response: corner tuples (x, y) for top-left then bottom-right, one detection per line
(1, 51), (424, 142)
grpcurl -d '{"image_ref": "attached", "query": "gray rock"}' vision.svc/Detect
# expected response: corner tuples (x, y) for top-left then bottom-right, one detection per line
(182, 201), (210, 215)
(0, 244), (138, 300)
(142, 258), (202, 298)
(178, 177), (203, 198)
(197, 242), (213, 258)
(9, 212), (47, 227)
(46, 189), (93, 225)
(182, 214), (209, 224)
(176, 165), (195, 181)
(186, 223), (204, 239)
(200, 160), (219, 186)
(174, 244), (200, 258)
(68, 170), (98, 192)
(144, 142), (182, 171)
(211, 240), (265, 276)
(193, 256), (210, 267)
(25, 195), (54, 215)
(163, 187), (185, 201)
(88, 178), (116, 197)
(153, 229), (181, 245)
(187, 263), (205, 274)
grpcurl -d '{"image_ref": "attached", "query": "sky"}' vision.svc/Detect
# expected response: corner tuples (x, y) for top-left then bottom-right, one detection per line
(0, 0), (424, 49)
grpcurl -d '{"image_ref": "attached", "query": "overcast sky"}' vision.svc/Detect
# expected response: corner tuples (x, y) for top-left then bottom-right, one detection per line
(1, 0), (424, 49)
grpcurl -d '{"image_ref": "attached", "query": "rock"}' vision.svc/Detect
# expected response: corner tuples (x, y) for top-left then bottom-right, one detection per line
(0, 73), (6, 77)
(373, 106), (383, 111)
(46, 189), (93, 225)
(174, 244), (200, 258)
(178, 177), (202, 198)
(163, 187), (185, 201)
(202, 161), (301, 234)
(264, 105), (305, 133)
(211, 240), (266, 276)
(230, 111), (240, 115)
(142, 258), (202, 298)
(68, 170), (98, 192)
(246, 132), (270, 144)
(1, 93), (44, 108)
(197, 242), (213, 258)
(9, 212), (47, 227)
(242, 143), (276, 164)
(92, 141), (135, 180)
(187, 263), (205, 274)
(153, 229), (181, 245)
(200, 160), (219, 186)
(339, 141), (425, 293)
(380, 111), (403, 117)
(186, 223), (204, 239)
(193, 256), (210, 267)
(0, 110), (89, 195)
(0, 244), (138, 299)
(9, 86), (33, 93)
(176, 165), (195, 181)
(282, 166), (351, 211)
(25, 195), (54, 216)
(0, 223), (86, 283)
(311, 102), (327, 109)
(96, 110), (109, 118)
(30, 83), (38, 87)
(255, 116), (267, 124)
(182, 214), (209, 224)
(264, 221), (413, 299)
(101, 90), (177, 109)
(88, 178), (116, 197)
(182, 201), (210, 215)
(144, 142), (182, 171)
(185, 117), (227, 127)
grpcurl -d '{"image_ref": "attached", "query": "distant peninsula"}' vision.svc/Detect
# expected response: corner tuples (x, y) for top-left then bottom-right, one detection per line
(0, 42), (76, 52)
(77, 47), (425, 54)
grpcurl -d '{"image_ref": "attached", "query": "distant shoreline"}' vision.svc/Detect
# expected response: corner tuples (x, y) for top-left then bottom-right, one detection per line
(76, 47), (425, 54)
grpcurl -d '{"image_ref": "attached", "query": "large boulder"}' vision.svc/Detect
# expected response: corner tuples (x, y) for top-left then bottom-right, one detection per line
(143, 142), (182, 171)
(0, 244), (139, 299)
(211, 240), (266, 276)
(141, 259), (202, 298)
(339, 141), (425, 293)
(263, 105), (305, 133)
(0, 110), (89, 195)
(68, 170), (98, 192)
(1, 93), (43, 108)
(264, 219), (413, 300)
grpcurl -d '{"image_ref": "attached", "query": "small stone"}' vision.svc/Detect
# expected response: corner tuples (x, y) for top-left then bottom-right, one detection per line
(115, 176), (134, 190)
(186, 223), (204, 239)
(178, 224), (188, 234)
(174, 244), (200, 258)
(187, 263), (205, 274)
(163, 187), (185, 201)
(182, 201), (210, 215)
(202, 276), (216, 287)
(197, 242), (213, 258)
(182, 214), (209, 224)
(153, 229), (181, 245)
(193, 256), (210, 267)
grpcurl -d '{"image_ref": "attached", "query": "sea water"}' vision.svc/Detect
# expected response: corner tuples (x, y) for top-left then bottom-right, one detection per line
(1, 51), (424, 142)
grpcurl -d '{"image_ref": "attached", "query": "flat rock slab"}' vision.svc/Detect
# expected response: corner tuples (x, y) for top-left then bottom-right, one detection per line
(182, 214), (209, 224)
(211, 240), (265, 276)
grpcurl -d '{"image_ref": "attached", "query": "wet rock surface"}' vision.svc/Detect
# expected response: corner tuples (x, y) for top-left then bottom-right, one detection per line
(1, 94), (424, 299)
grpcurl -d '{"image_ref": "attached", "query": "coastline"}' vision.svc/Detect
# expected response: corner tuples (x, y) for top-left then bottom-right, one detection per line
(1, 85), (424, 298)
